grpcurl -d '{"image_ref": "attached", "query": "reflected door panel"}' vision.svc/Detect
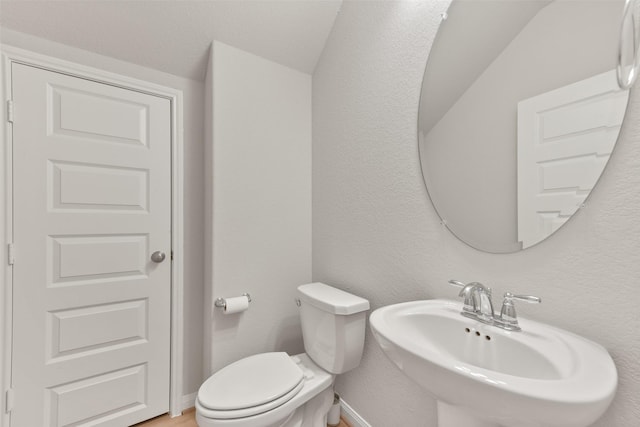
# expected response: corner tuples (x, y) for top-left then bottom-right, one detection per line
(517, 70), (628, 247)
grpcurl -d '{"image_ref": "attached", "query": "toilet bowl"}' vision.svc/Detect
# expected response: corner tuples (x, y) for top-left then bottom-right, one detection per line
(196, 283), (370, 427)
(196, 353), (334, 427)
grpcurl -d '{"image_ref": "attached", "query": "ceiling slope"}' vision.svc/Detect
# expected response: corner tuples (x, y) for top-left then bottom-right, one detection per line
(0, 0), (342, 81)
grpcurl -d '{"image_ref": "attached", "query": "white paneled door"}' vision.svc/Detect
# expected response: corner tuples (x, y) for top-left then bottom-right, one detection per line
(10, 63), (171, 426)
(517, 70), (629, 248)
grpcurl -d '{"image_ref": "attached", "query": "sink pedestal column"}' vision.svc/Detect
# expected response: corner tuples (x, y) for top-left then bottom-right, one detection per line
(437, 402), (500, 427)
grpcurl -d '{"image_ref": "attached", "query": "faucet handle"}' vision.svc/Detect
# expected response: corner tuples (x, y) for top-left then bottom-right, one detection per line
(448, 279), (466, 288)
(509, 293), (541, 304)
(498, 292), (541, 331)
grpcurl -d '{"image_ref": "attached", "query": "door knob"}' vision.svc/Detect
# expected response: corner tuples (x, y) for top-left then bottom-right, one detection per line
(151, 251), (166, 263)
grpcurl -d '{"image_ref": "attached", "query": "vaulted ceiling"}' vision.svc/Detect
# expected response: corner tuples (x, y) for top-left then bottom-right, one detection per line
(0, 0), (343, 81)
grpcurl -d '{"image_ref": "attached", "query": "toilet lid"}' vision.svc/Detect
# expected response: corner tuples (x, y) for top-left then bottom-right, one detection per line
(198, 352), (304, 412)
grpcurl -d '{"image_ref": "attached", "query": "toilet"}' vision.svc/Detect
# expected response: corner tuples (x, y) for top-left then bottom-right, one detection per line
(196, 282), (370, 427)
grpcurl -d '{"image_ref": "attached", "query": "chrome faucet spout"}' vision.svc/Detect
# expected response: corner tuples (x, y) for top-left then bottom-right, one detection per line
(457, 282), (494, 323)
(456, 282), (478, 314)
(476, 286), (495, 322)
(457, 282), (476, 298)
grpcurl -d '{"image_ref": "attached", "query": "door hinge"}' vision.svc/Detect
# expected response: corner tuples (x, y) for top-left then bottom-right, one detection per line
(6, 100), (13, 123)
(7, 243), (14, 266)
(5, 389), (13, 413)
(170, 251), (174, 261)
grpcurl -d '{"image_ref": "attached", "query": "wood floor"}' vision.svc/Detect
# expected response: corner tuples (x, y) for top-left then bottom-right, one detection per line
(133, 408), (197, 427)
(134, 408), (351, 427)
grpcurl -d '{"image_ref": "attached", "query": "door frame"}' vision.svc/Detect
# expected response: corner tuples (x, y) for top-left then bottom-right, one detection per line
(0, 45), (185, 425)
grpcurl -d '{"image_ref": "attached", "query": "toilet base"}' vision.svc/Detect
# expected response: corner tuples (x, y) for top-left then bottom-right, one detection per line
(293, 386), (333, 427)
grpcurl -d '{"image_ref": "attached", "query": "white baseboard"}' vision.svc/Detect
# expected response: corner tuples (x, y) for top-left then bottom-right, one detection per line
(181, 392), (197, 411)
(340, 398), (371, 427)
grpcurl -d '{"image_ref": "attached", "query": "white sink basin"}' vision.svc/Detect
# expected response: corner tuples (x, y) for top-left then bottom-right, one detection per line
(369, 299), (617, 427)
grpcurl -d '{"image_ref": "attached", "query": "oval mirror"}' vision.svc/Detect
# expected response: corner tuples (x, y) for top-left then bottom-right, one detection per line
(418, 0), (630, 253)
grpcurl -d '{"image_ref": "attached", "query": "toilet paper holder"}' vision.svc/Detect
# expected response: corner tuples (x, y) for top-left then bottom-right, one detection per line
(214, 293), (252, 309)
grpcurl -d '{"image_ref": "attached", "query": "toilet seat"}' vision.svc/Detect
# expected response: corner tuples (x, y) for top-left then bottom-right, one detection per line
(196, 353), (336, 427)
(197, 352), (305, 419)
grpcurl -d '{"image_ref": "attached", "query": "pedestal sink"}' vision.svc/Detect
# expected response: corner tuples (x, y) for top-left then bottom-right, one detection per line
(369, 299), (617, 427)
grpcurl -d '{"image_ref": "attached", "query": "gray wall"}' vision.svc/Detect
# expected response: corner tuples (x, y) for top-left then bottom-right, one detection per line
(204, 41), (312, 376)
(313, 1), (640, 426)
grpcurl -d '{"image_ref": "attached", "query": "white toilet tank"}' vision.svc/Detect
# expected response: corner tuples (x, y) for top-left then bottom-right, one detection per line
(297, 283), (370, 374)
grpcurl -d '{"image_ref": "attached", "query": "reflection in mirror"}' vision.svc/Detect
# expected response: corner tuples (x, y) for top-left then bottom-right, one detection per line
(418, 0), (629, 253)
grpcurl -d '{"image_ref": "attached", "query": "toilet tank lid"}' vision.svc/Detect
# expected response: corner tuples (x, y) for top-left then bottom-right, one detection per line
(297, 282), (370, 315)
